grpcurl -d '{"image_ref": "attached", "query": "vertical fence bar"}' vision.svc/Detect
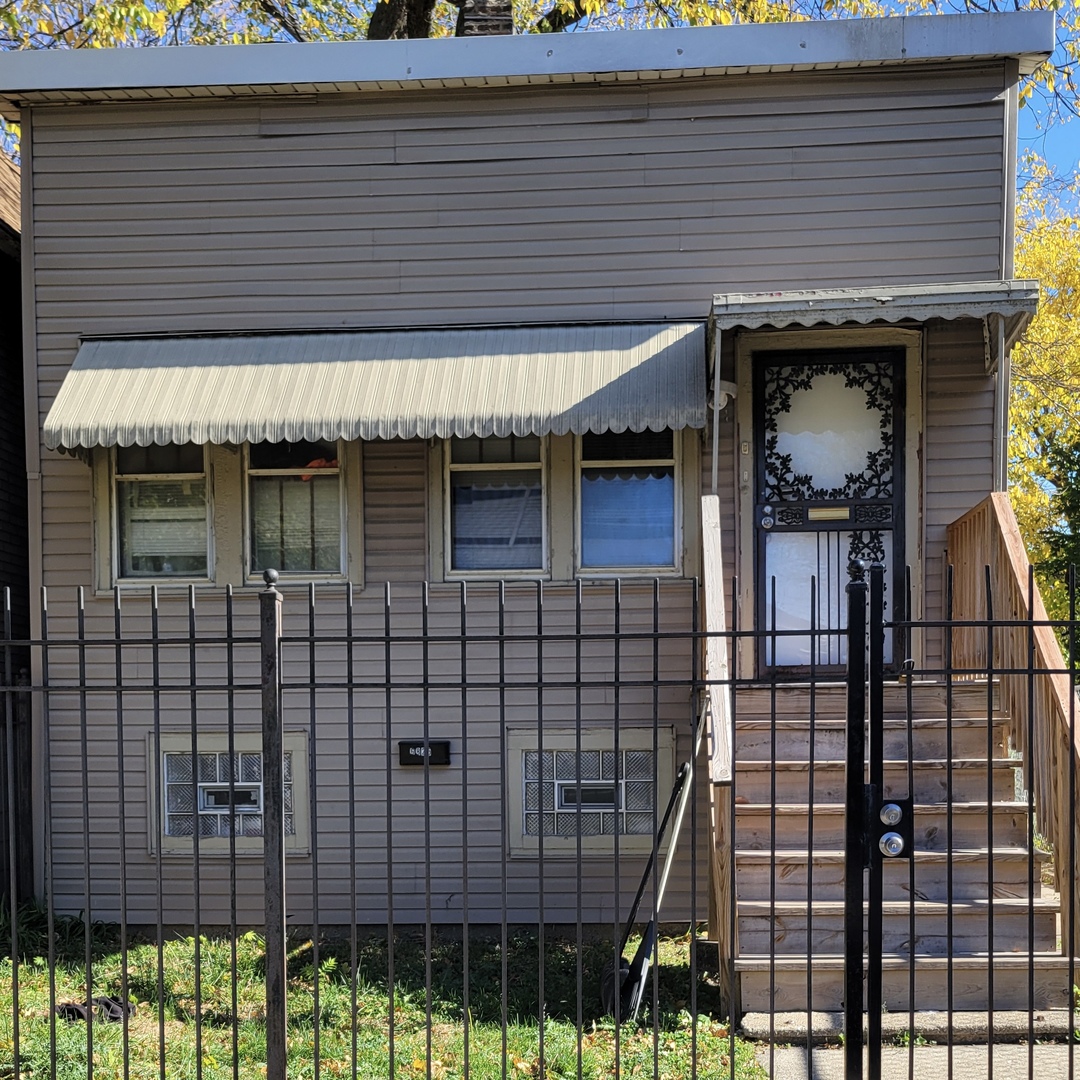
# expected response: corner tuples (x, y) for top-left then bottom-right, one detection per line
(727, 575), (737, 1073)
(260, 570), (287, 1080)
(866, 563), (884, 1080)
(943, 565), (955, 1080)
(806, 575), (818, 1052)
(460, 581), (470, 1080)
(689, 578), (700, 1080)
(226, 585), (240, 1080)
(76, 587), (93, 1080)
(112, 588), (130, 1080)
(1069, 564), (1076, 1080)
(498, 582), (508, 1080)
(574, 579), (584, 1080)
(188, 585), (204, 1080)
(150, 587), (165, 1080)
(40, 587), (57, 1080)
(983, 566), (995, 1061)
(536, 580), (546, 1078)
(1025, 564), (1036, 1074)
(651, 578), (661, 1073)
(306, 583), (321, 1080)
(346, 582), (359, 1077)
(768, 575), (778, 1070)
(385, 582), (396, 1080)
(422, 582), (433, 1080)
(611, 580), (620, 1068)
(844, 566), (867, 1080)
(3, 588), (17, 1080)
(904, 569), (915, 1080)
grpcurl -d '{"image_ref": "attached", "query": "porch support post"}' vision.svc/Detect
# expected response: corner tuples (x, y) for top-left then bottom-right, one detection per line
(260, 569), (287, 1080)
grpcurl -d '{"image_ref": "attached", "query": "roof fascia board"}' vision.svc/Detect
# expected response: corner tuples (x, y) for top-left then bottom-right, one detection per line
(0, 11), (1054, 115)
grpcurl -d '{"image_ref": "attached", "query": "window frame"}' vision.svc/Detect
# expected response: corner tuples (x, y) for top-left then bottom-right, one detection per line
(442, 435), (549, 579)
(574, 430), (682, 577)
(148, 730), (310, 856)
(110, 444), (213, 585)
(243, 439), (347, 582)
(506, 725), (675, 858)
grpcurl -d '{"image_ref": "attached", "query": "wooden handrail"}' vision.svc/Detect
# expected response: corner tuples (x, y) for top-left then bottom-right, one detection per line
(947, 492), (1080, 953)
(701, 494), (733, 785)
(702, 494), (738, 995)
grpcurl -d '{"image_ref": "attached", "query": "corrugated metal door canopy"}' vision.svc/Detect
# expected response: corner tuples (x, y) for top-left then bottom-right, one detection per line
(42, 322), (707, 450)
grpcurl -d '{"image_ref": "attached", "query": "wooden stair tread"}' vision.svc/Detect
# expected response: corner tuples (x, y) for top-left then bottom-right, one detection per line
(735, 847), (1048, 862)
(737, 897), (1060, 914)
(736, 717), (1005, 729)
(733, 801), (1029, 814)
(733, 954), (1076, 972)
(736, 758), (1019, 769)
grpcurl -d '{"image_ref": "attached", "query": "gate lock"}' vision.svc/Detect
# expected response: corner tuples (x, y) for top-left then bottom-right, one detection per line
(869, 795), (913, 861)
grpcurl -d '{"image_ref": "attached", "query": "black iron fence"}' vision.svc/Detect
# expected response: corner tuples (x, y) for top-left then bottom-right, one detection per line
(0, 569), (1076, 1079)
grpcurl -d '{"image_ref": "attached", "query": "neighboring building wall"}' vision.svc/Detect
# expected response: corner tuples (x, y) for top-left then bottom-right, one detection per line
(0, 154), (31, 903)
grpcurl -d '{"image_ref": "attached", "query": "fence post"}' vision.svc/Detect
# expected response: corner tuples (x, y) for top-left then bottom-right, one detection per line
(260, 569), (286, 1080)
(844, 562), (868, 1080)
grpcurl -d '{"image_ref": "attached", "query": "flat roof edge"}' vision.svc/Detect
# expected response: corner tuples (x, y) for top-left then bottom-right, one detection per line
(0, 11), (1055, 110)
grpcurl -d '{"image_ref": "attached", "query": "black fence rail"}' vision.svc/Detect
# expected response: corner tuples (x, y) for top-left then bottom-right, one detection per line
(0, 568), (1075, 1079)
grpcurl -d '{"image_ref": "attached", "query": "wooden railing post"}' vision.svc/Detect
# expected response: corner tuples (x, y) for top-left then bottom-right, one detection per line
(701, 494), (737, 1005)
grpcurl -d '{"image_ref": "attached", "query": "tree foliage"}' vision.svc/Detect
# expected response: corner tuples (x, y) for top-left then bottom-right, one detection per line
(1008, 156), (1080, 623)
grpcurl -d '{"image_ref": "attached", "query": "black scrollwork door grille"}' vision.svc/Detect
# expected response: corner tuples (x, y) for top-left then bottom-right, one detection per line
(753, 348), (905, 674)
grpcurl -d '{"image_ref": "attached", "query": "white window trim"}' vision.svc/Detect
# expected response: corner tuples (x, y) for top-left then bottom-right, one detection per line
(574, 431), (683, 577)
(506, 725), (675, 858)
(242, 440), (348, 582)
(108, 445), (214, 587)
(148, 729), (310, 857)
(442, 436), (549, 580)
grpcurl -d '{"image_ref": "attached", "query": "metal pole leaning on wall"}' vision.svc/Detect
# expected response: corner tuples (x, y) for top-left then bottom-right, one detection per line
(261, 569), (287, 1080)
(845, 563), (868, 1080)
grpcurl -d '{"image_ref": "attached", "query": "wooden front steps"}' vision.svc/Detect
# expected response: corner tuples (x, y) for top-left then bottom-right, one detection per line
(719, 681), (1074, 1017)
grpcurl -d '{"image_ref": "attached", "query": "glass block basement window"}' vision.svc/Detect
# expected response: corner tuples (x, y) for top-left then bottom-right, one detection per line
(523, 749), (655, 837)
(164, 750), (295, 838)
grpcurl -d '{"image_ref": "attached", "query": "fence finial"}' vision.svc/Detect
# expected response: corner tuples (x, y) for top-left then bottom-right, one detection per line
(263, 568), (279, 590)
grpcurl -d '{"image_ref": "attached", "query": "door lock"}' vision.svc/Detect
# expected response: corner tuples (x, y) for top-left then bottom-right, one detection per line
(761, 506), (774, 530)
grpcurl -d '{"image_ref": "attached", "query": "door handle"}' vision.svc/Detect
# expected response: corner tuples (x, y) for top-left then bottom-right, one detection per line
(760, 506), (774, 530)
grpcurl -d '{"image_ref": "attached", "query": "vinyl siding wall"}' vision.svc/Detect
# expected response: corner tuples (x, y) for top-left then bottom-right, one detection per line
(25, 61), (1009, 922)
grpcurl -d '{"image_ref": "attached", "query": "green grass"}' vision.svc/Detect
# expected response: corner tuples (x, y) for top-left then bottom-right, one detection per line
(0, 908), (765, 1079)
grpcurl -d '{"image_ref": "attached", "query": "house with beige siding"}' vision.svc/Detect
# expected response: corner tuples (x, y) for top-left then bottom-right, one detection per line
(0, 11), (1069, 1017)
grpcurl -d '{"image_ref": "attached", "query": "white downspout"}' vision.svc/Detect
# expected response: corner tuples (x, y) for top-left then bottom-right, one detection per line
(711, 328), (721, 496)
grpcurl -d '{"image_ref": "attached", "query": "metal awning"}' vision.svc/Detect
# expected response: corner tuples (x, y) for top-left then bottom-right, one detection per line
(43, 322), (706, 451)
(711, 280), (1039, 371)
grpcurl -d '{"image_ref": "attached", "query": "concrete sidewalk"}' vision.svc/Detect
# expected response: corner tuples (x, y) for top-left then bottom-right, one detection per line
(755, 1045), (1078, 1079)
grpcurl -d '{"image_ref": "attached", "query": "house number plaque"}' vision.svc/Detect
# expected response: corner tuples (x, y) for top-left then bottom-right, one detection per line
(398, 740), (451, 767)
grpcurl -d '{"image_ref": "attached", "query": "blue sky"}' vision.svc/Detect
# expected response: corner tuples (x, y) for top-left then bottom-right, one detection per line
(1019, 105), (1080, 178)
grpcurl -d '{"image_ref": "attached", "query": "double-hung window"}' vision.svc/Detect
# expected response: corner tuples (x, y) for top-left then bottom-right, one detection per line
(578, 430), (678, 571)
(114, 444), (209, 579)
(248, 440), (343, 576)
(446, 435), (545, 574)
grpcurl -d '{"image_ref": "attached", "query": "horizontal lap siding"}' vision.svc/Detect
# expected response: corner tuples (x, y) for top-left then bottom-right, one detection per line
(29, 66), (1007, 383)
(40, 582), (708, 925)
(923, 319), (996, 667)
